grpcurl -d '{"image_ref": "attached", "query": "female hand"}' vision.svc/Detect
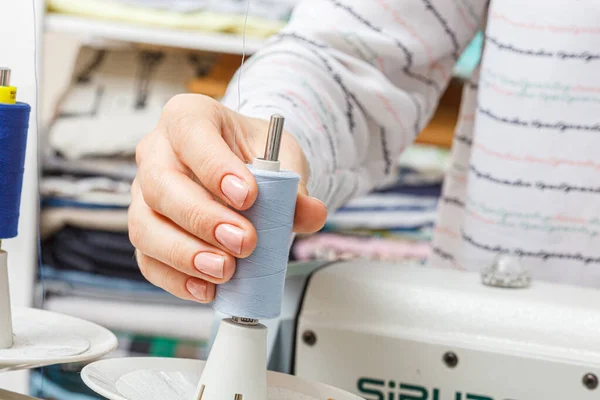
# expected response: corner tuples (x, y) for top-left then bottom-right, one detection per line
(129, 94), (327, 303)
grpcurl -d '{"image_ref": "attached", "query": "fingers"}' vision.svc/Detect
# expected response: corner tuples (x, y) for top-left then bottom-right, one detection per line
(136, 165), (258, 257)
(157, 95), (325, 236)
(129, 181), (236, 284)
(133, 96), (328, 304)
(136, 250), (216, 303)
(161, 94), (258, 211)
(294, 193), (328, 234)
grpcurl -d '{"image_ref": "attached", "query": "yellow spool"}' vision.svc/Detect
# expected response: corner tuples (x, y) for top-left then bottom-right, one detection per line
(0, 85), (17, 104)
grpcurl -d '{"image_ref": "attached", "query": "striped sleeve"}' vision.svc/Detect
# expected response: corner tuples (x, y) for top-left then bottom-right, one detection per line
(221, 0), (488, 209)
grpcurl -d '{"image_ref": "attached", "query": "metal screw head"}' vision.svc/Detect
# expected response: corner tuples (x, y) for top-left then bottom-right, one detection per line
(583, 373), (598, 390)
(302, 330), (317, 346)
(443, 351), (459, 368)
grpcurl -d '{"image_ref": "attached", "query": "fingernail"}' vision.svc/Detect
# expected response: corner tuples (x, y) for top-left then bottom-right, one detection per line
(221, 175), (249, 208)
(186, 278), (207, 301)
(194, 252), (225, 278)
(215, 224), (244, 254)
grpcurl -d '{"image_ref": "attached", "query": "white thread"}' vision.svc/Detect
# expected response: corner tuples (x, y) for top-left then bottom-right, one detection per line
(234, 0), (252, 157)
(32, 0), (48, 395)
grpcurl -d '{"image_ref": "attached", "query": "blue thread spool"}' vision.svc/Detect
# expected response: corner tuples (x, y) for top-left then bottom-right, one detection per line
(213, 115), (300, 320)
(0, 101), (31, 239)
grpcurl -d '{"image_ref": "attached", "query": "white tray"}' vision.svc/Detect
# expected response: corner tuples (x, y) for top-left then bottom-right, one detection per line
(82, 357), (362, 400)
(0, 307), (117, 372)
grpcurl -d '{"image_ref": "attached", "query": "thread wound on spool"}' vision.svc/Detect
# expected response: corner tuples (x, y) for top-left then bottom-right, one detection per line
(0, 102), (31, 239)
(214, 165), (300, 319)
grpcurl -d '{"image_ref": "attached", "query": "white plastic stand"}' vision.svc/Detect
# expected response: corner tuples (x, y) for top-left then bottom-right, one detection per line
(0, 250), (117, 390)
(0, 0), (45, 392)
(0, 307), (118, 373)
(81, 357), (362, 400)
(196, 319), (267, 400)
(0, 251), (14, 349)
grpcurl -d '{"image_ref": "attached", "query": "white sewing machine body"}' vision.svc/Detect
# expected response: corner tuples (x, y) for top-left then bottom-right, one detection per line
(292, 260), (600, 400)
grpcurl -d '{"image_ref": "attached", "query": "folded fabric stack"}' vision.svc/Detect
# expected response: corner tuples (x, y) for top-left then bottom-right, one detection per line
(47, 0), (300, 38)
(38, 174), (161, 303)
(292, 144), (451, 264)
(108, 0), (299, 20)
(38, 45), (215, 338)
(40, 226), (192, 305)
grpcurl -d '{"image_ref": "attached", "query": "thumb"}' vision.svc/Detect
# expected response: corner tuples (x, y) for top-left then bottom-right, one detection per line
(293, 181), (327, 234)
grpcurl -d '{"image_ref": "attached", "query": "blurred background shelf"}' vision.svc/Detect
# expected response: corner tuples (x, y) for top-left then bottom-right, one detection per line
(44, 296), (213, 341)
(416, 79), (464, 149)
(45, 13), (266, 55)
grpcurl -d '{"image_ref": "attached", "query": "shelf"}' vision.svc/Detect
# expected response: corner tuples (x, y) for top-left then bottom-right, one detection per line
(415, 79), (463, 149)
(45, 14), (266, 55)
(44, 296), (214, 341)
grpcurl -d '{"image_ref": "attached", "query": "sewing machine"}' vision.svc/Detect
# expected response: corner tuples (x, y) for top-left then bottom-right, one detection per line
(302, 261), (600, 399)
(255, 259), (600, 400)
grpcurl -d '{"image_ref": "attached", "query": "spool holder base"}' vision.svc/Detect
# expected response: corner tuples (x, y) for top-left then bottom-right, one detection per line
(0, 250), (14, 349)
(195, 318), (268, 400)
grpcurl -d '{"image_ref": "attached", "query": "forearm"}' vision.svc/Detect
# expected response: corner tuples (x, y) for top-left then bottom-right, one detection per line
(222, 0), (487, 208)
(223, 41), (372, 209)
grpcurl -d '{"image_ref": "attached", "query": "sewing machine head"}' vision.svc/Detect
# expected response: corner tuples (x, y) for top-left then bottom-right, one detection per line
(294, 258), (600, 399)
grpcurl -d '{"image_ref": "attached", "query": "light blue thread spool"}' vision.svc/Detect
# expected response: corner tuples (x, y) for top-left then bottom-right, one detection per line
(213, 115), (300, 320)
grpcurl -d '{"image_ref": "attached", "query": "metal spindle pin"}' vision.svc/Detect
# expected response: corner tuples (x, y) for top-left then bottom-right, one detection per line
(0, 68), (11, 87)
(263, 114), (285, 162)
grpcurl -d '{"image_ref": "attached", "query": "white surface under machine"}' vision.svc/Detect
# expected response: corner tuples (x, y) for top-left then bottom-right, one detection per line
(288, 259), (600, 400)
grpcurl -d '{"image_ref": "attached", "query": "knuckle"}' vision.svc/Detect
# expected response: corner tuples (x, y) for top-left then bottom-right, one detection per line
(202, 96), (221, 118)
(135, 129), (161, 166)
(163, 94), (190, 116)
(140, 168), (167, 211)
(166, 240), (189, 270)
(136, 251), (149, 278)
(128, 214), (144, 249)
(128, 202), (150, 251)
(196, 150), (224, 183)
(160, 267), (178, 294)
(143, 162), (163, 188)
(165, 93), (217, 115)
(135, 137), (147, 166)
(164, 95), (221, 142)
(130, 178), (139, 198)
(168, 113), (194, 151)
(186, 202), (211, 236)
